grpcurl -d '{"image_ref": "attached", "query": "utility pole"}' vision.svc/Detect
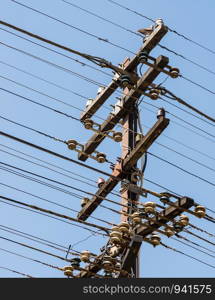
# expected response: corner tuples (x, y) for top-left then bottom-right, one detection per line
(66, 20), (196, 278)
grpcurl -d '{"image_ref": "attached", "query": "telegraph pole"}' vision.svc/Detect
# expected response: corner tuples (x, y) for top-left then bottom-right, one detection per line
(73, 20), (196, 278)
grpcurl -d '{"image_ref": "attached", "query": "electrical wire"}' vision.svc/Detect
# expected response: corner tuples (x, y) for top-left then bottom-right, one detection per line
(0, 143), (97, 185)
(1, 58), (213, 162)
(0, 266), (34, 278)
(0, 179), (113, 231)
(106, 0), (215, 56)
(141, 103), (215, 145)
(1, 118), (214, 211)
(0, 87), (80, 122)
(161, 88), (215, 123)
(189, 223), (215, 239)
(0, 235), (72, 263)
(0, 194), (110, 233)
(6, 1), (135, 55)
(0, 199), (103, 235)
(2, 38), (215, 141)
(172, 237), (215, 260)
(0, 165), (116, 228)
(0, 114), (66, 143)
(160, 242), (215, 270)
(0, 247), (63, 272)
(181, 75), (215, 96)
(158, 44), (215, 78)
(0, 147), (98, 189)
(0, 61), (91, 100)
(159, 96), (215, 128)
(1, 128), (215, 216)
(175, 234), (215, 256)
(3, 23), (215, 132)
(147, 151), (215, 188)
(0, 41), (105, 87)
(0, 224), (82, 256)
(0, 27), (112, 78)
(0, 74), (85, 113)
(2, 10), (215, 109)
(184, 229), (215, 247)
(61, 0), (215, 79)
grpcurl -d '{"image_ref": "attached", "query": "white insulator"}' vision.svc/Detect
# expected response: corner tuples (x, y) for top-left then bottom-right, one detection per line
(115, 262), (121, 270)
(63, 266), (74, 277)
(118, 222), (130, 235)
(144, 202), (156, 214)
(84, 118), (94, 129)
(165, 226), (175, 237)
(179, 215), (189, 227)
(150, 233), (161, 246)
(102, 256), (113, 271)
(97, 86), (105, 95)
(67, 139), (77, 150)
(113, 132), (122, 142)
(96, 152), (106, 163)
(131, 212), (142, 224)
(80, 250), (91, 262)
(97, 177), (105, 188)
(195, 205), (206, 218)
(170, 67), (180, 78)
(155, 18), (164, 26)
(149, 89), (159, 100)
(81, 197), (90, 208)
(86, 98), (94, 108)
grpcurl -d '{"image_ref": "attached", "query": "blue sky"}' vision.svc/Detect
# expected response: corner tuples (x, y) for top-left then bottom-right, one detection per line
(0, 0), (214, 278)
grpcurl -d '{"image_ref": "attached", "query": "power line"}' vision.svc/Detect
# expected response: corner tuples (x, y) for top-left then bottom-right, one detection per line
(148, 151), (215, 187)
(0, 167), (114, 228)
(0, 27), (112, 78)
(106, 0), (215, 56)
(0, 199), (102, 235)
(0, 224), (81, 256)
(1, 63), (214, 150)
(184, 229), (215, 247)
(1, 58), (213, 162)
(0, 61), (90, 100)
(0, 87), (80, 121)
(0, 76), (212, 170)
(0, 116), (215, 191)
(0, 266), (34, 278)
(176, 234), (215, 255)
(6, 1), (134, 55)
(2, 38), (215, 139)
(0, 114), (66, 144)
(0, 147), (97, 189)
(0, 194), (110, 233)
(189, 224), (215, 239)
(159, 96), (215, 128)
(161, 242), (215, 270)
(0, 41), (105, 86)
(61, 0), (140, 37)
(181, 75), (215, 96)
(161, 87), (215, 123)
(0, 235), (71, 262)
(2, 10), (215, 109)
(0, 130), (117, 178)
(61, 0), (215, 79)
(1, 128), (214, 215)
(158, 44), (215, 77)
(0, 74), (85, 113)
(0, 246), (63, 272)
(172, 237), (215, 260)
(0, 163), (134, 222)
(140, 102), (215, 146)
